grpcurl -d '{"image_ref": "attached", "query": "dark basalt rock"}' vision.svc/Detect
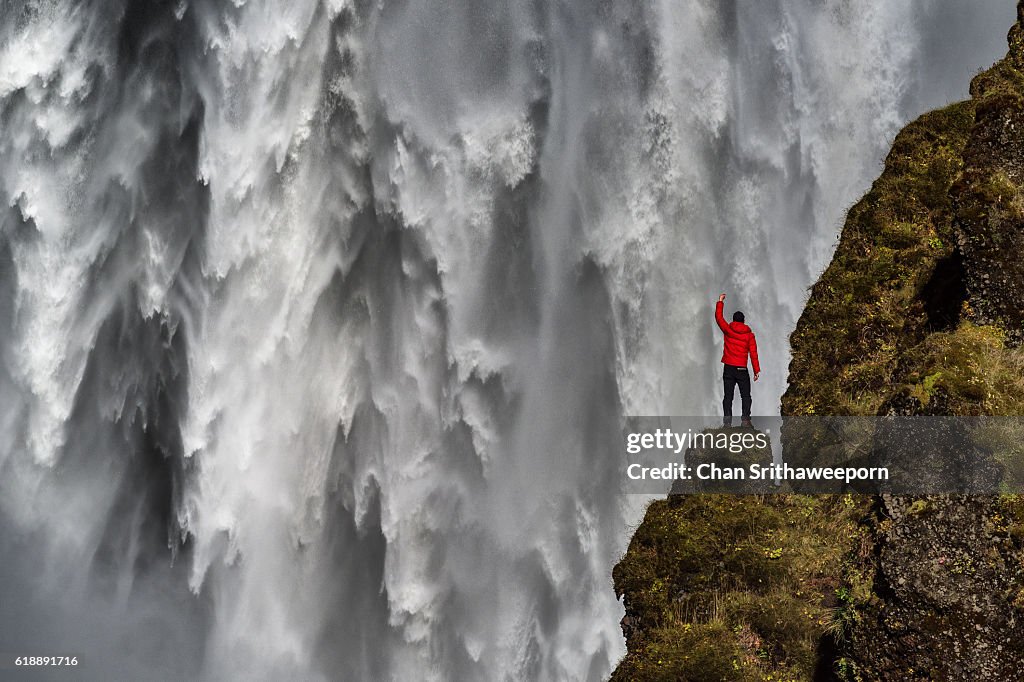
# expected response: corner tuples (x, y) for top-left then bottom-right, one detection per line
(845, 495), (1024, 681)
(955, 7), (1024, 344)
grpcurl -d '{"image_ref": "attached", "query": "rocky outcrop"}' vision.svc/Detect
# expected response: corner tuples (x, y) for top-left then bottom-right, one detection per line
(843, 495), (1024, 680)
(611, 494), (867, 681)
(957, 4), (1024, 340)
(783, 3), (1024, 677)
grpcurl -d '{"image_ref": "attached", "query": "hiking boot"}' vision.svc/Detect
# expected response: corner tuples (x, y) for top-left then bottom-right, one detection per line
(741, 417), (753, 428)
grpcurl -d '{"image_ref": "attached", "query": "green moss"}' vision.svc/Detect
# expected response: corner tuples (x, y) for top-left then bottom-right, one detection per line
(897, 322), (1024, 414)
(970, 41), (1024, 107)
(612, 495), (869, 680)
(834, 656), (863, 682)
(783, 101), (977, 417)
(611, 622), (760, 682)
(906, 499), (930, 516)
(996, 494), (1024, 541)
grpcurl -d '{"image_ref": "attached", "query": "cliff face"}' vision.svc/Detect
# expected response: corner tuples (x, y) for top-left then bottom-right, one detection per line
(613, 4), (1024, 680)
(783, 4), (1024, 419)
(958, 9), (1024, 342)
(784, 4), (1024, 678)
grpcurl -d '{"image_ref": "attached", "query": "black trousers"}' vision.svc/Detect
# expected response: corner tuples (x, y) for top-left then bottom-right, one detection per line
(723, 365), (751, 419)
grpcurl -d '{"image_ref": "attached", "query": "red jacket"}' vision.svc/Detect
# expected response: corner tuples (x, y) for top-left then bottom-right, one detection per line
(715, 301), (760, 374)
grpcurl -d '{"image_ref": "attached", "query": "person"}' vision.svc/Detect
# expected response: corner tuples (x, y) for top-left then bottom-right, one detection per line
(715, 293), (760, 427)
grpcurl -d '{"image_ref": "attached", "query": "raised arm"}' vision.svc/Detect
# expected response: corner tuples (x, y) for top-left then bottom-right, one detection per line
(715, 295), (731, 334)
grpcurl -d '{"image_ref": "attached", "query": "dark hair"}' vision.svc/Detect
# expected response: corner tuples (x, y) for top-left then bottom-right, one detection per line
(732, 311), (745, 323)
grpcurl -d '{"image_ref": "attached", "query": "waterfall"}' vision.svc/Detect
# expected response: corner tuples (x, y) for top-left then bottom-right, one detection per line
(0, 1), (1013, 679)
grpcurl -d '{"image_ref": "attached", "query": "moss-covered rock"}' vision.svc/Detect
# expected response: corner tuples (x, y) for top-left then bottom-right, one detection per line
(957, 3), (1024, 341)
(612, 495), (868, 681)
(784, 3), (1024, 678)
(782, 100), (977, 418)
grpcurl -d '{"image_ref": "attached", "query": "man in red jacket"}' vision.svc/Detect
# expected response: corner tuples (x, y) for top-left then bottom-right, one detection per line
(715, 293), (760, 427)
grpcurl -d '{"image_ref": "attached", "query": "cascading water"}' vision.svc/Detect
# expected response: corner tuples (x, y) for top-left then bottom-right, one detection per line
(0, 1), (1014, 680)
